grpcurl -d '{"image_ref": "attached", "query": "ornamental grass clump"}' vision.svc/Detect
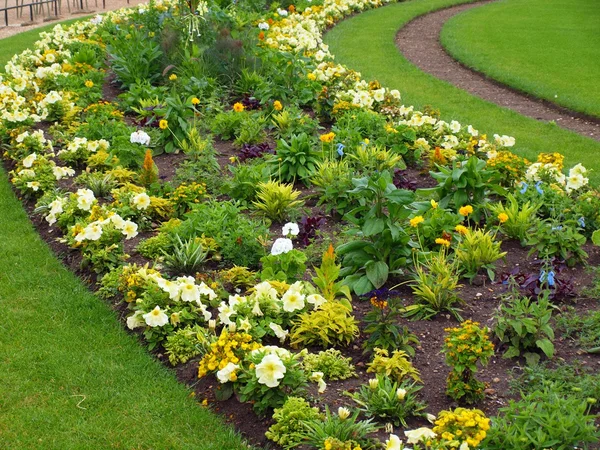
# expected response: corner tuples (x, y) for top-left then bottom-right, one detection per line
(252, 180), (304, 222)
(443, 321), (494, 404)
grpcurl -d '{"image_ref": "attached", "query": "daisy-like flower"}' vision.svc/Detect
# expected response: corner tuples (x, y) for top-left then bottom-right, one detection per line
(159, 119), (168, 130)
(131, 192), (150, 210)
(435, 238), (451, 247)
(233, 102), (245, 112)
(273, 100), (283, 111)
(498, 213), (508, 224)
(459, 205), (473, 216)
(455, 224), (468, 235)
(255, 353), (286, 387)
(191, 97), (200, 105)
(143, 305), (169, 327)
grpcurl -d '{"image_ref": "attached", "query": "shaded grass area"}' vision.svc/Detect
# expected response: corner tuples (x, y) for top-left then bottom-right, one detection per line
(325, 0), (600, 184)
(441, 0), (600, 118)
(0, 27), (251, 450)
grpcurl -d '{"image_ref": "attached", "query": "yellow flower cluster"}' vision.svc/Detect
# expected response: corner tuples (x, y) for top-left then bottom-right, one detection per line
(118, 264), (160, 302)
(409, 215), (424, 227)
(323, 438), (362, 450)
(198, 330), (261, 378)
(486, 151), (530, 185)
(444, 321), (494, 360)
(458, 205), (473, 216)
(433, 408), (490, 448)
(537, 152), (564, 171)
(169, 182), (207, 208)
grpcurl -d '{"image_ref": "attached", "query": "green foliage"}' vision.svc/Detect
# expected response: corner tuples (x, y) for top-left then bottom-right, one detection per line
(428, 156), (504, 217)
(483, 388), (599, 450)
(265, 397), (323, 449)
(212, 110), (266, 146)
(527, 219), (588, 267)
(346, 374), (426, 427)
(311, 244), (352, 302)
(77, 172), (117, 198)
(556, 306), (600, 352)
(488, 194), (539, 243)
(363, 296), (419, 356)
(302, 349), (356, 381)
(443, 321), (494, 404)
(271, 107), (320, 140)
(455, 228), (506, 282)
(161, 235), (209, 275)
(222, 160), (271, 205)
(260, 249), (307, 283)
(252, 180), (304, 222)
(509, 361), (600, 404)
(493, 289), (556, 364)
(406, 249), (463, 321)
(273, 132), (321, 184)
(290, 301), (359, 349)
(310, 159), (353, 216)
(346, 145), (404, 174)
(366, 348), (421, 383)
(164, 324), (213, 366)
(298, 406), (380, 450)
(236, 350), (308, 416)
(338, 171), (414, 295)
(176, 200), (268, 268)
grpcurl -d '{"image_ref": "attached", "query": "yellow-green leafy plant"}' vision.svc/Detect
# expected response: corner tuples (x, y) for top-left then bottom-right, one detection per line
(455, 228), (507, 282)
(219, 266), (258, 290)
(252, 180), (304, 222)
(311, 244), (352, 302)
(164, 324), (213, 366)
(302, 349), (357, 381)
(406, 249), (463, 321)
(488, 194), (539, 244)
(290, 301), (359, 348)
(265, 396), (324, 449)
(366, 348), (421, 383)
(347, 144), (404, 173)
(443, 321), (494, 404)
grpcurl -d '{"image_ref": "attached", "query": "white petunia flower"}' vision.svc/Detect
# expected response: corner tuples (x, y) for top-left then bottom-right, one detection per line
(310, 371), (327, 393)
(306, 293), (327, 308)
(404, 427), (436, 444)
(22, 153), (37, 168)
(76, 188), (95, 211)
(131, 192), (150, 210)
(126, 310), (145, 330)
(269, 322), (289, 343)
(385, 434), (402, 450)
(121, 220), (138, 239)
(143, 305), (169, 327)
(255, 353), (286, 387)
(216, 362), (239, 384)
(281, 288), (305, 313)
(179, 276), (200, 303)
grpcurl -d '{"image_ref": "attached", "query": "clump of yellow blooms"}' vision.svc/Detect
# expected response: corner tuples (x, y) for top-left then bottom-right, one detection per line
(486, 150), (530, 186)
(433, 408), (490, 448)
(537, 152), (564, 171)
(323, 438), (362, 450)
(459, 205), (473, 216)
(454, 224), (468, 235)
(118, 264), (160, 302)
(410, 215), (425, 227)
(169, 182), (207, 215)
(435, 238), (451, 247)
(198, 330), (261, 378)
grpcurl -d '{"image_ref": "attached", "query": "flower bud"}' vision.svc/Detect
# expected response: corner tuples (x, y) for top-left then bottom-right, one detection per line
(396, 388), (407, 401)
(368, 378), (379, 390)
(208, 319), (216, 330)
(337, 407), (351, 420)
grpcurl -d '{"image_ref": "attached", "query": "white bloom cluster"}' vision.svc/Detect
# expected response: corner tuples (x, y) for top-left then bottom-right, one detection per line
(73, 213), (139, 242)
(130, 130), (151, 146)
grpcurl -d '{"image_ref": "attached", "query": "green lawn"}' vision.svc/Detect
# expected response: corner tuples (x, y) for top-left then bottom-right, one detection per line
(325, 0), (600, 184)
(0, 25), (251, 450)
(441, 0), (600, 118)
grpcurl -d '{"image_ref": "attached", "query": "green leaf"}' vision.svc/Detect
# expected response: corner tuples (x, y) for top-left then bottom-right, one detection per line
(214, 382), (234, 401)
(365, 260), (389, 289)
(536, 338), (555, 358)
(592, 229), (600, 246)
(363, 217), (385, 236)
(353, 275), (374, 296)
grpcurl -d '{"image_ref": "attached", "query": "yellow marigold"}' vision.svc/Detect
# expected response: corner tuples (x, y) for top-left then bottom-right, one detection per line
(159, 119), (168, 130)
(273, 100), (283, 111)
(410, 216), (425, 227)
(169, 73), (177, 81)
(459, 205), (473, 216)
(319, 132), (336, 143)
(436, 238), (451, 247)
(455, 224), (468, 235)
(84, 80), (94, 88)
(307, 72), (317, 81)
(191, 97), (200, 105)
(498, 212), (509, 223)
(233, 102), (245, 112)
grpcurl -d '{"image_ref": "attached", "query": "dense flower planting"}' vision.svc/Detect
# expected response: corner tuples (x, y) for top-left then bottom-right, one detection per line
(1, 0), (599, 449)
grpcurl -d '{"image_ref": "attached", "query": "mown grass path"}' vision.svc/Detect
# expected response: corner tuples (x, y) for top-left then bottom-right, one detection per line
(325, 0), (600, 183)
(0, 25), (251, 450)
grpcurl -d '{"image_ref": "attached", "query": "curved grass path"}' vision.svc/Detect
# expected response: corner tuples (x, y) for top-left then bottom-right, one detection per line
(324, 0), (600, 184)
(0, 26), (251, 450)
(441, 0), (600, 119)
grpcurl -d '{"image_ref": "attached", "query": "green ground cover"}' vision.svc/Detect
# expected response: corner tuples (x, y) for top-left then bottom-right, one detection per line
(325, 0), (600, 184)
(0, 26), (250, 450)
(441, 0), (600, 118)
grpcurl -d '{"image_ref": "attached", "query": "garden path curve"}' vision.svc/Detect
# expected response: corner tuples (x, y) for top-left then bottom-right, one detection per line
(395, 0), (600, 141)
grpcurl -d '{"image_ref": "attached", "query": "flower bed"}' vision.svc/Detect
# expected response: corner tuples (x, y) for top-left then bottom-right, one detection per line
(1, 0), (599, 449)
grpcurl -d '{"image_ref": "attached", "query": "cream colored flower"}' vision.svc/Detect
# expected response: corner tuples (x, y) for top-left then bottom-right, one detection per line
(132, 192), (150, 210)
(179, 277), (200, 303)
(310, 371), (326, 393)
(306, 293), (327, 308)
(396, 388), (407, 401)
(337, 406), (351, 420)
(404, 427), (436, 444)
(255, 354), (286, 387)
(369, 378), (379, 390)
(216, 362), (239, 384)
(126, 310), (145, 330)
(143, 305), (168, 327)
(22, 153), (37, 168)
(282, 288), (305, 312)
(269, 322), (289, 343)
(121, 220), (138, 239)
(385, 434), (402, 450)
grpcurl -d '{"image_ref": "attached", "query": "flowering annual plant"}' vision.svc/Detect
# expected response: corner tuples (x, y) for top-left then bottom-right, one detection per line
(443, 321), (494, 404)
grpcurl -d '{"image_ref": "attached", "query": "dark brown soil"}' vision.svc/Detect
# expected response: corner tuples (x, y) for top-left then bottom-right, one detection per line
(395, 0), (600, 141)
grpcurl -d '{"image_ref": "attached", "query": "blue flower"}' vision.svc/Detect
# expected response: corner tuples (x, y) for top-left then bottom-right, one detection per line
(336, 143), (345, 157)
(551, 225), (563, 231)
(578, 217), (585, 228)
(535, 181), (544, 195)
(539, 270), (546, 284)
(547, 271), (556, 287)
(519, 182), (528, 194)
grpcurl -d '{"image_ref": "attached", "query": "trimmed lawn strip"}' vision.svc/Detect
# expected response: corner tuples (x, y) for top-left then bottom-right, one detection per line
(324, 0), (600, 184)
(441, 0), (600, 118)
(0, 27), (251, 450)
